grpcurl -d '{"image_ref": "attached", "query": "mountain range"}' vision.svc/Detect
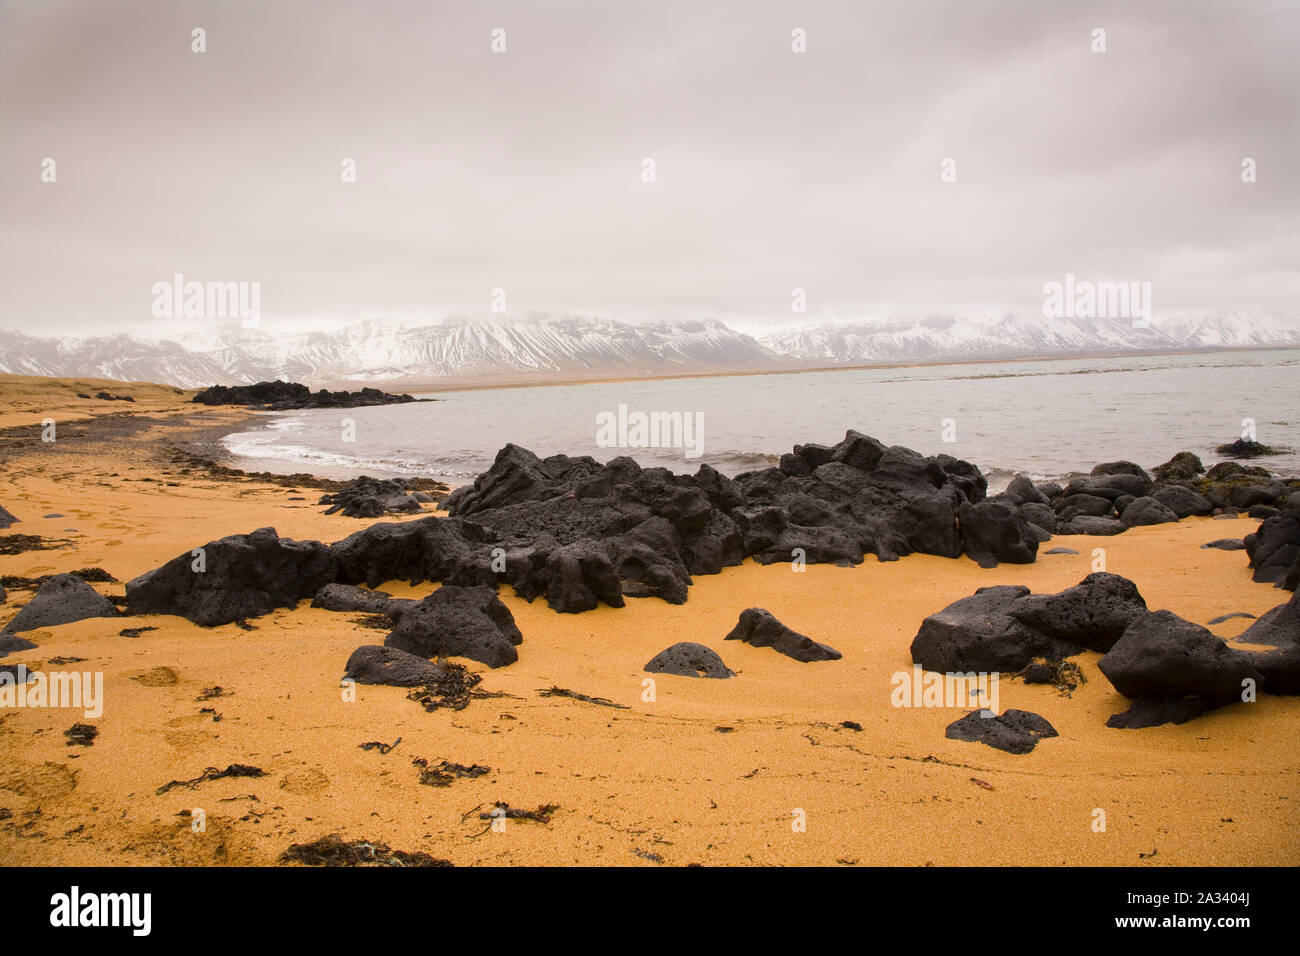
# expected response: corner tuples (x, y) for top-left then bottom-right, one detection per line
(1, 310), (1297, 389)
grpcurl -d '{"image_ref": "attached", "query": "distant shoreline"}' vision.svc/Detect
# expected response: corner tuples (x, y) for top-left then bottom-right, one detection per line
(387, 344), (1300, 395)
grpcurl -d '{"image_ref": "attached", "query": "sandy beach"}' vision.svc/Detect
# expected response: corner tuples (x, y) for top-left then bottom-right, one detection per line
(0, 374), (1297, 867)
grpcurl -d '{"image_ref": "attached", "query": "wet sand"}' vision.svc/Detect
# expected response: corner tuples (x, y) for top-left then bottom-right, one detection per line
(0, 375), (1297, 866)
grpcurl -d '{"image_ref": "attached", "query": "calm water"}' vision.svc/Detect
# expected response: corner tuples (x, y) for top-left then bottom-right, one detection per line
(221, 349), (1300, 489)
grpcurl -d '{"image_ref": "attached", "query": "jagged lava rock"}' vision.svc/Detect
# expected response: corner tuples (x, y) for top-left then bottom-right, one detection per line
(1007, 572), (1148, 653)
(724, 608), (840, 662)
(909, 585), (1080, 673)
(384, 584), (522, 668)
(126, 527), (336, 626)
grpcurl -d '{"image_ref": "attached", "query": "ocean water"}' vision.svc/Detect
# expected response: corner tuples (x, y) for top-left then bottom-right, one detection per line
(220, 349), (1300, 489)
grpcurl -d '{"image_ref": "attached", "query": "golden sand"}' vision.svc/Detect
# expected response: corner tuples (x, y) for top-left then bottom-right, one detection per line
(0, 376), (1296, 866)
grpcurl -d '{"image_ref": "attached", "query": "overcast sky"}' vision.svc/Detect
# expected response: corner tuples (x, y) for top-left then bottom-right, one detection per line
(1, 0), (1296, 337)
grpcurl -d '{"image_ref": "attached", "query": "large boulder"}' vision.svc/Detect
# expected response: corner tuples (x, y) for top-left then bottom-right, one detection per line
(910, 585), (1080, 673)
(1098, 610), (1263, 705)
(1151, 485), (1213, 518)
(1119, 496), (1180, 528)
(384, 585), (522, 668)
(1246, 512), (1300, 588)
(1003, 475), (1050, 506)
(1058, 515), (1126, 536)
(0, 505), (18, 529)
(958, 501), (1038, 568)
(126, 527), (337, 626)
(4, 573), (121, 634)
(344, 645), (444, 687)
(1091, 461), (1150, 483)
(1055, 493), (1114, 518)
(1007, 572), (1148, 653)
(330, 516), (497, 590)
(945, 709), (1058, 754)
(724, 608), (840, 662)
(1237, 591), (1300, 694)
(644, 642), (734, 678)
(1152, 451), (1204, 483)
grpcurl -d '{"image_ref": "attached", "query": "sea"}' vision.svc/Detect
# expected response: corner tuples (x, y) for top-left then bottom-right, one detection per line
(219, 349), (1300, 491)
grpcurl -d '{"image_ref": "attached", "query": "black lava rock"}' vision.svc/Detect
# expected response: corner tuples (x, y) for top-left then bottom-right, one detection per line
(644, 642), (735, 678)
(344, 645), (445, 687)
(945, 709), (1058, 754)
(126, 527), (337, 626)
(3, 573), (121, 634)
(724, 608), (840, 662)
(1099, 610), (1263, 705)
(312, 583), (395, 614)
(384, 585), (522, 668)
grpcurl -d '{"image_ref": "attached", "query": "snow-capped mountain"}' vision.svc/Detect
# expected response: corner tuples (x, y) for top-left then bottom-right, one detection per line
(0, 310), (1297, 388)
(756, 310), (1300, 364)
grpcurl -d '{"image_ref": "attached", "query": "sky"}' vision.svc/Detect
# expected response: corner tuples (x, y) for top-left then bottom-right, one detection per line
(0, 0), (1297, 337)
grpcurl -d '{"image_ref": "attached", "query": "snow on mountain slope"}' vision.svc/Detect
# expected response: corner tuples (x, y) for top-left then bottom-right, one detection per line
(757, 311), (1300, 363)
(0, 311), (1297, 388)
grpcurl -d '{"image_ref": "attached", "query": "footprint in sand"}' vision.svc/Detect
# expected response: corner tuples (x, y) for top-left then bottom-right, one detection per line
(162, 714), (214, 749)
(130, 666), (179, 687)
(279, 767), (330, 795)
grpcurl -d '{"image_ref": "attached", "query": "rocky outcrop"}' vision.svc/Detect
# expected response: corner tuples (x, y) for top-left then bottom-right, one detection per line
(126, 527), (337, 626)
(319, 477), (429, 518)
(1237, 591), (1300, 694)
(192, 381), (419, 410)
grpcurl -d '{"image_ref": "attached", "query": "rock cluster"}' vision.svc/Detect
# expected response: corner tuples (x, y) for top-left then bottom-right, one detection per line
(191, 381), (419, 410)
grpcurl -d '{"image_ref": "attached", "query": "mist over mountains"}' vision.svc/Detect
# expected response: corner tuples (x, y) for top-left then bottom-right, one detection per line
(1, 310), (1297, 390)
